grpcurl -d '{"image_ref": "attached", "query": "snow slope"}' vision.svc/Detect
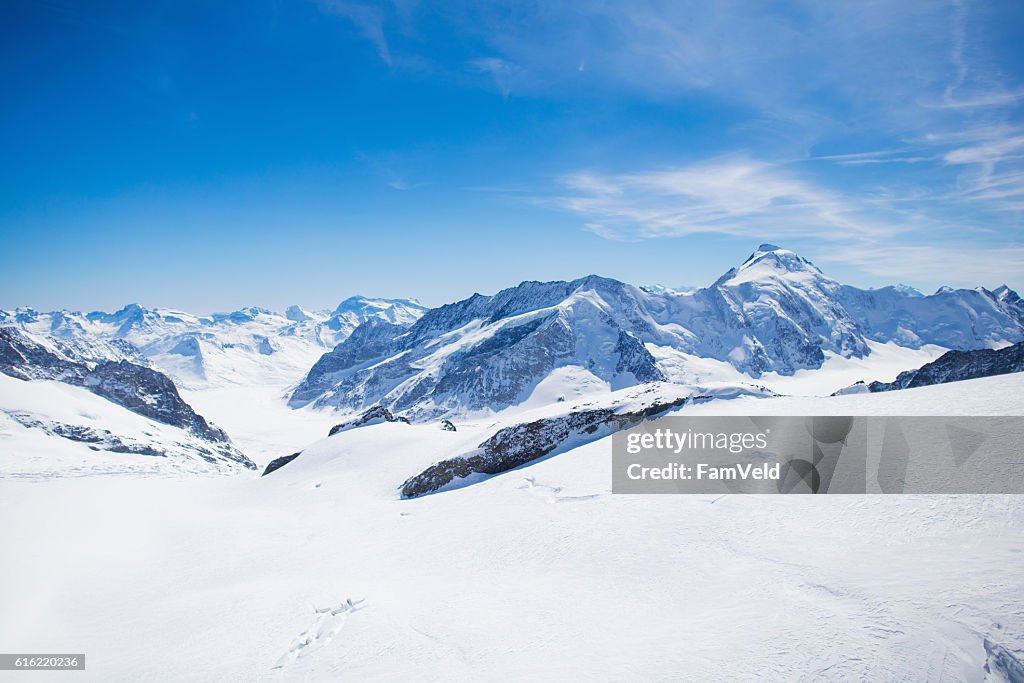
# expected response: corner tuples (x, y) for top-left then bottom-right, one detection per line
(0, 374), (1021, 680)
(177, 384), (340, 467)
(0, 374), (253, 477)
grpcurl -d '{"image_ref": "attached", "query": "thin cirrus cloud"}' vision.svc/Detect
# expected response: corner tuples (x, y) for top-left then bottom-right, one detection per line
(552, 159), (895, 243)
(944, 133), (1024, 166)
(318, 0), (393, 67)
(822, 244), (1024, 290)
(810, 151), (936, 166)
(469, 57), (520, 98)
(552, 158), (1024, 287)
(935, 127), (1024, 210)
(550, 148), (1023, 287)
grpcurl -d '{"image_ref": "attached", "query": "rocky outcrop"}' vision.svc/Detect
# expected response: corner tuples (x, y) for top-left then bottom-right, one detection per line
(0, 328), (85, 382)
(3, 411), (255, 468)
(85, 360), (232, 443)
(6, 413), (166, 456)
(262, 452), (302, 476)
(400, 395), (692, 498)
(867, 342), (1024, 392)
(328, 405), (411, 436)
(441, 419), (457, 432)
(614, 330), (665, 383)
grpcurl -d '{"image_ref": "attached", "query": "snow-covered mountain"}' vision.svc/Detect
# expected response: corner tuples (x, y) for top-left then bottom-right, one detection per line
(5, 245), (1023, 464)
(0, 296), (426, 471)
(290, 245), (1024, 419)
(1, 296), (427, 390)
(0, 328), (254, 472)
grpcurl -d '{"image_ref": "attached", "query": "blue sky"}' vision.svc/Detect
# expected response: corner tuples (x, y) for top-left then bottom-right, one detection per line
(2, 0), (1023, 313)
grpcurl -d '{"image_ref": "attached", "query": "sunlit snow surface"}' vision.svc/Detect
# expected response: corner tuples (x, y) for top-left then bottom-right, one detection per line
(1, 373), (1023, 680)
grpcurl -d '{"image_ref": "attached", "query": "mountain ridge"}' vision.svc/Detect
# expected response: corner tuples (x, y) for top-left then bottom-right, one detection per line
(1, 297), (428, 390)
(289, 245), (1024, 419)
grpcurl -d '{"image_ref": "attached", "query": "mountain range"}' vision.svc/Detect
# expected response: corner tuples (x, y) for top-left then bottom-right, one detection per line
(2, 244), (1023, 470)
(0, 296), (426, 471)
(1, 296), (427, 390)
(289, 245), (1024, 419)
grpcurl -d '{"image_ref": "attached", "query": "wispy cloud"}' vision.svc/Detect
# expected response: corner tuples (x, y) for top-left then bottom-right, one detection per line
(822, 244), (1024, 289)
(810, 150), (935, 166)
(318, 0), (393, 67)
(923, 0), (1024, 111)
(356, 150), (426, 191)
(944, 134), (1024, 165)
(932, 127), (1024, 211)
(924, 90), (1024, 110)
(553, 158), (893, 242)
(469, 57), (519, 98)
(551, 151), (1023, 287)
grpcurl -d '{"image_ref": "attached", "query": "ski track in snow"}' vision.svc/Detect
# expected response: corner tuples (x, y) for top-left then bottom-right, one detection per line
(514, 475), (602, 503)
(273, 599), (365, 670)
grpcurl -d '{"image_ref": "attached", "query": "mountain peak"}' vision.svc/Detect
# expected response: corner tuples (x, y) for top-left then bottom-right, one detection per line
(724, 244), (825, 285)
(992, 284), (1021, 304)
(742, 243), (798, 263)
(572, 274), (628, 293)
(333, 296), (426, 315)
(887, 283), (924, 298)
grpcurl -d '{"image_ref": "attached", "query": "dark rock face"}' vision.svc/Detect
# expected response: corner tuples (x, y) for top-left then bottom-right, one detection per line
(429, 314), (575, 413)
(290, 319), (409, 406)
(85, 360), (231, 442)
(614, 330), (665, 383)
(400, 395), (691, 498)
(328, 405), (411, 437)
(0, 328), (85, 382)
(0, 328), (255, 469)
(868, 342), (1024, 392)
(256, 335), (274, 355)
(440, 419), (457, 432)
(262, 452), (301, 476)
(401, 279), (591, 347)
